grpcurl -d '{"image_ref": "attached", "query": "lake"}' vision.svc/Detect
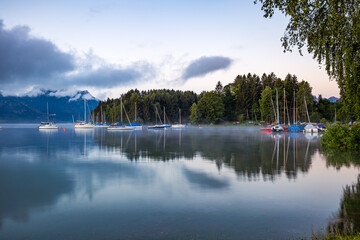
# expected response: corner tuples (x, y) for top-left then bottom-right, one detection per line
(0, 124), (359, 240)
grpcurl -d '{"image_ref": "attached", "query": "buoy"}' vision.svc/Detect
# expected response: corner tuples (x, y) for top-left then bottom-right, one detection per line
(64, 128), (66, 131)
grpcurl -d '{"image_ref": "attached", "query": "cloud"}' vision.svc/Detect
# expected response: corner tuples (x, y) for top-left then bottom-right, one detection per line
(0, 20), (156, 96)
(67, 61), (155, 88)
(182, 56), (233, 80)
(0, 20), (75, 85)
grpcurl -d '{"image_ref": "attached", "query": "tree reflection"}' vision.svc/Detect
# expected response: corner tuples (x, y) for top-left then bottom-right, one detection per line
(322, 150), (360, 170)
(327, 175), (360, 235)
(94, 128), (320, 181)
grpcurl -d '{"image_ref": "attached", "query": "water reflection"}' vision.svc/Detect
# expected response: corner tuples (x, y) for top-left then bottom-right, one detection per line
(0, 125), (359, 240)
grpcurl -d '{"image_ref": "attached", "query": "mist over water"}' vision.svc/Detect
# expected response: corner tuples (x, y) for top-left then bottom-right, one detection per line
(0, 125), (359, 239)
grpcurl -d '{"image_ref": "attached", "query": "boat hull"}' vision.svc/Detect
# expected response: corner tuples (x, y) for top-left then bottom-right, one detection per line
(39, 124), (58, 129)
(75, 124), (94, 128)
(260, 128), (272, 132)
(272, 125), (284, 132)
(107, 126), (135, 131)
(171, 124), (186, 128)
(94, 124), (109, 128)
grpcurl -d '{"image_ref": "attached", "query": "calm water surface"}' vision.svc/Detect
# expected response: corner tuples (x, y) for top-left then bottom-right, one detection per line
(0, 124), (359, 240)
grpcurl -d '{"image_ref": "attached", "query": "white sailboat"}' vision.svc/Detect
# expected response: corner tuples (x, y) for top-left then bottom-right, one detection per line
(271, 89), (284, 132)
(172, 109), (185, 128)
(75, 98), (94, 128)
(108, 98), (135, 131)
(39, 102), (58, 130)
(303, 94), (318, 133)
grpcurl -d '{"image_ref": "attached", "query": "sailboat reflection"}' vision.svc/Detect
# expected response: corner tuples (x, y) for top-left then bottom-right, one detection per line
(75, 128), (94, 157)
(261, 132), (318, 180)
(39, 128), (58, 157)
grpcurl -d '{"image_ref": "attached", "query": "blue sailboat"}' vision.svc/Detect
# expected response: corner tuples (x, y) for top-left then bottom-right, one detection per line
(126, 102), (143, 130)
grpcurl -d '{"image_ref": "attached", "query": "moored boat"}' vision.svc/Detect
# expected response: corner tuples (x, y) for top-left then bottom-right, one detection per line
(107, 97), (134, 131)
(39, 122), (58, 129)
(38, 102), (58, 130)
(172, 109), (186, 128)
(126, 121), (142, 130)
(304, 124), (318, 133)
(108, 125), (135, 131)
(148, 106), (170, 129)
(271, 125), (284, 132)
(75, 121), (94, 128)
(75, 99), (94, 129)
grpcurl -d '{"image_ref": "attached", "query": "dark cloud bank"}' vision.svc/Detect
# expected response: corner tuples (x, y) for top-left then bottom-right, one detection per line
(0, 20), (74, 85)
(0, 20), (153, 93)
(182, 56), (233, 80)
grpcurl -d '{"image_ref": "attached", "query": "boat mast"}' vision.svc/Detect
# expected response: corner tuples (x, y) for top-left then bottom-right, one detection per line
(286, 100), (291, 126)
(271, 97), (276, 123)
(120, 97), (123, 124)
(293, 89), (296, 124)
(304, 94), (311, 123)
(276, 89), (280, 124)
(84, 98), (86, 123)
(179, 109), (181, 124)
(163, 106), (166, 125)
(283, 88), (286, 126)
(135, 102), (137, 122)
(47, 102), (49, 123)
(101, 105), (103, 123)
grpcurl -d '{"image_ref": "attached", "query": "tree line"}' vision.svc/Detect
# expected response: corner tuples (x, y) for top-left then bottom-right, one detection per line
(93, 72), (340, 125)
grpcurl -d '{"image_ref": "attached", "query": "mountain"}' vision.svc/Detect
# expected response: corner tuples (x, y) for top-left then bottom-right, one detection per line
(0, 89), (99, 123)
(313, 95), (339, 103)
(328, 96), (339, 103)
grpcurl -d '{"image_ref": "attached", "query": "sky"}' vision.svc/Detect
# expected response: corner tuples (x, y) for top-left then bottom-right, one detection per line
(0, 0), (339, 100)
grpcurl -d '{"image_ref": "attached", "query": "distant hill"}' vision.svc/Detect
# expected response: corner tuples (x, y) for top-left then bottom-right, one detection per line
(313, 95), (339, 103)
(328, 96), (339, 103)
(0, 89), (99, 123)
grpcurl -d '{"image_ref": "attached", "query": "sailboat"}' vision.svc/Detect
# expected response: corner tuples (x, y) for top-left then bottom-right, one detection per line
(148, 106), (171, 129)
(162, 106), (171, 128)
(172, 109), (185, 128)
(148, 106), (165, 129)
(125, 102), (143, 130)
(271, 89), (284, 132)
(75, 99), (94, 128)
(94, 105), (109, 127)
(303, 94), (318, 133)
(288, 89), (301, 132)
(108, 98), (135, 131)
(39, 102), (58, 129)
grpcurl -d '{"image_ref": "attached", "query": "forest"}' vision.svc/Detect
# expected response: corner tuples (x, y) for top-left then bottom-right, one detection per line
(93, 73), (340, 125)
